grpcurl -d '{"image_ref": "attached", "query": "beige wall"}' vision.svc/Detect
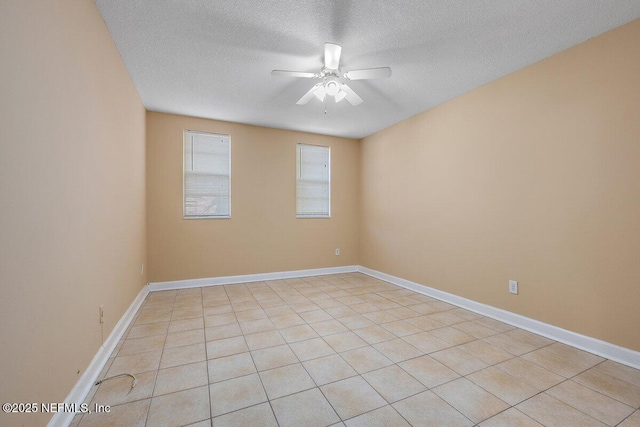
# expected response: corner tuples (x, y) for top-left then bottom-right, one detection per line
(360, 19), (640, 351)
(146, 112), (359, 282)
(0, 1), (147, 425)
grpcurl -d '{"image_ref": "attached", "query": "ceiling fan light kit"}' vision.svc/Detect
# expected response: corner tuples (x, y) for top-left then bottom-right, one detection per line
(325, 79), (340, 96)
(272, 42), (391, 107)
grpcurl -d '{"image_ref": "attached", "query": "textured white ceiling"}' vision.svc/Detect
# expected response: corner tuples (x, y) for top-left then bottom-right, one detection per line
(95, 1), (640, 139)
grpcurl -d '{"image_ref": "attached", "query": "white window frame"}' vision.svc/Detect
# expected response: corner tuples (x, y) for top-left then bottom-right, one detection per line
(183, 130), (231, 219)
(296, 143), (331, 219)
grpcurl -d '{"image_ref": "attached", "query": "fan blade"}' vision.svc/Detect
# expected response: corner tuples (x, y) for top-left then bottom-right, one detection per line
(324, 43), (342, 70)
(340, 84), (363, 106)
(313, 85), (326, 102)
(344, 67), (392, 80)
(296, 85), (320, 105)
(272, 70), (318, 78)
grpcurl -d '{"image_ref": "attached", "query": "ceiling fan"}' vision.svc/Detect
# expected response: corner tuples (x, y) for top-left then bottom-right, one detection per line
(272, 43), (391, 106)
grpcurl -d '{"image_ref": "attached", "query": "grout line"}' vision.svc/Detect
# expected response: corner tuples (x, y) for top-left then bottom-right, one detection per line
(227, 284), (281, 426)
(617, 410), (638, 426)
(142, 290), (176, 427)
(198, 286), (215, 423)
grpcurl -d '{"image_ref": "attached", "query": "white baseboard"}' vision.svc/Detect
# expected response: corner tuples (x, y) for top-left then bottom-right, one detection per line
(48, 286), (149, 427)
(148, 265), (359, 291)
(358, 266), (640, 370)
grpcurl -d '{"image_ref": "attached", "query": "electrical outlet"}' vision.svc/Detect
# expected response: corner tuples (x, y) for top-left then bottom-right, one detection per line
(509, 280), (518, 295)
(141, 264), (144, 275)
(335, 248), (340, 256)
(99, 305), (104, 324)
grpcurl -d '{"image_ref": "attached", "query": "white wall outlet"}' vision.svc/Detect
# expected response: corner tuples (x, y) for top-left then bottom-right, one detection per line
(141, 264), (144, 275)
(509, 280), (518, 295)
(99, 305), (104, 324)
(335, 248), (340, 256)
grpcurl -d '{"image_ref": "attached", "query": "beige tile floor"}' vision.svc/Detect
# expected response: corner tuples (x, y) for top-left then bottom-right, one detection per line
(72, 273), (640, 427)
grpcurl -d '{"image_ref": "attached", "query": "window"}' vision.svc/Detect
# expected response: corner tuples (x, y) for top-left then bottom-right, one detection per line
(183, 130), (231, 218)
(296, 143), (330, 218)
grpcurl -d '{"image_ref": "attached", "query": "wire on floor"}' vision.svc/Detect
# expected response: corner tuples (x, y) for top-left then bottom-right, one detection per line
(95, 373), (138, 393)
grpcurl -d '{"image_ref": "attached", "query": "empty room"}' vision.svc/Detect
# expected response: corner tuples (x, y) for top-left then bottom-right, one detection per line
(2, 1), (640, 426)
